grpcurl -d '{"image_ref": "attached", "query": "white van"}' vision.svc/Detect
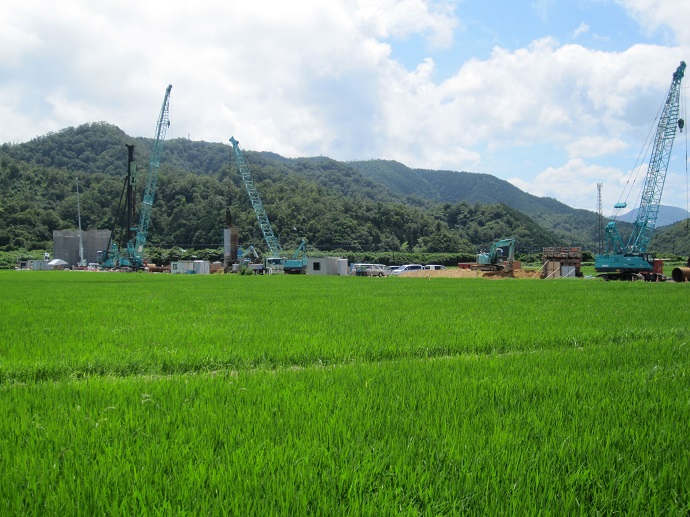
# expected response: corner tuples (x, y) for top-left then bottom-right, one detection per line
(390, 264), (424, 276)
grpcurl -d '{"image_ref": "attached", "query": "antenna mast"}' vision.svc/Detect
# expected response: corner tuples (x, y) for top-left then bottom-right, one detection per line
(76, 177), (86, 267)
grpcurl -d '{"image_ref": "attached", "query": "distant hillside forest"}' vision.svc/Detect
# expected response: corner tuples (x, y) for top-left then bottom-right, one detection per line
(1, 122), (688, 265)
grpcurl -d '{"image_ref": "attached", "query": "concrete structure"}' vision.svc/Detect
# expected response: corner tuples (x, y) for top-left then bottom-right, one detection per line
(53, 229), (111, 269)
(171, 260), (211, 275)
(307, 257), (348, 275)
(541, 247), (582, 278)
(223, 227), (239, 270)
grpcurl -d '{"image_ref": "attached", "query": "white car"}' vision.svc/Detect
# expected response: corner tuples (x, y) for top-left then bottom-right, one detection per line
(424, 264), (447, 270)
(390, 264), (424, 276)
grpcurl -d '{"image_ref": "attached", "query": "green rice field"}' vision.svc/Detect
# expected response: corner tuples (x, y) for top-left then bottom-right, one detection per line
(1, 271), (688, 515)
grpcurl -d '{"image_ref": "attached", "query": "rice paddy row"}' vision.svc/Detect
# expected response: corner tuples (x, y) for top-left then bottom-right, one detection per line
(1, 271), (687, 381)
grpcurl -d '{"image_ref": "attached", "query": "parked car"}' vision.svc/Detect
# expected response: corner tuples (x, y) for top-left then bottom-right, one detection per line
(365, 265), (389, 277)
(390, 264), (424, 276)
(424, 264), (447, 270)
(351, 263), (388, 276)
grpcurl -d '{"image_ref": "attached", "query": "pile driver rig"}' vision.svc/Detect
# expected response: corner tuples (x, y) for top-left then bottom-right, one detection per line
(103, 84), (172, 269)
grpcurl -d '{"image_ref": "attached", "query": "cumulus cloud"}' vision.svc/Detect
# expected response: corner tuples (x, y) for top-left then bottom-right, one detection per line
(508, 159), (629, 211)
(1, 0), (689, 212)
(617, 0), (690, 45)
(355, 0), (457, 49)
(385, 37), (682, 174)
(567, 136), (629, 158)
(510, 156), (689, 214)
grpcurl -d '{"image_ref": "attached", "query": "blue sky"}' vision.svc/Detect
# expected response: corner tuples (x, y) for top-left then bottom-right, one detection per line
(390, 1), (652, 77)
(1, 0), (689, 214)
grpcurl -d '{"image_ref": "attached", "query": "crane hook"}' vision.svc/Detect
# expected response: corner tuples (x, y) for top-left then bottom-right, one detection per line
(679, 118), (685, 133)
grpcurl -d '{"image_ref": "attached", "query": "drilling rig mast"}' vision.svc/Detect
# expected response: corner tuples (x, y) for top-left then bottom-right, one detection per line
(103, 84), (172, 269)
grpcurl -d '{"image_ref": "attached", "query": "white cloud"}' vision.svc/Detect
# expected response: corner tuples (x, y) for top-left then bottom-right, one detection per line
(510, 157), (690, 213)
(1, 0), (689, 213)
(572, 22), (589, 39)
(44, 89), (108, 127)
(355, 0), (457, 49)
(0, 11), (42, 67)
(508, 159), (629, 211)
(567, 136), (629, 158)
(616, 0), (690, 45)
(380, 37), (685, 174)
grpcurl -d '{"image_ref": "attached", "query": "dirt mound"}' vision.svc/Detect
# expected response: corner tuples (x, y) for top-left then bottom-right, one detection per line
(400, 268), (540, 279)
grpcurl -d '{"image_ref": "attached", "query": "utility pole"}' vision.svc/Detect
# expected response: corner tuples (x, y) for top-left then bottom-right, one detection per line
(76, 177), (86, 267)
(597, 182), (603, 255)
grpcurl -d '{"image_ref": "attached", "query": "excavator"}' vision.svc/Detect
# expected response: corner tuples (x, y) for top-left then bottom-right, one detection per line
(472, 238), (515, 272)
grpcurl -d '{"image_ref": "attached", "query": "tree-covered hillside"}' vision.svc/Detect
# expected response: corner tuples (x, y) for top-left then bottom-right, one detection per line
(349, 159), (605, 248)
(649, 219), (690, 257)
(0, 122), (629, 262)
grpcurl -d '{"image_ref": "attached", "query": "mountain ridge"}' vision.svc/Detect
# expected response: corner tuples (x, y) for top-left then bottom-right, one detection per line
(619, 205), (690, 228)
(1, 122), (687, 257)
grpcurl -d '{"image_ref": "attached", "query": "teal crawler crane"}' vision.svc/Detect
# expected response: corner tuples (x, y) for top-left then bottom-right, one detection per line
(229, 136), (308, 274)
(595, 61), (685, 281)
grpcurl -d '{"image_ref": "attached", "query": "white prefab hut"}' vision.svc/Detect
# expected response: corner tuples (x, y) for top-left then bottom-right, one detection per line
(307, 257), (348, 275)
(170, 260), (211, 275)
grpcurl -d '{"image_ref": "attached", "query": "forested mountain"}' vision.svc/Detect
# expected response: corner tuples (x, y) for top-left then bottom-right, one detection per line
(348, 159), (603, 247)
(3, 122), (684, 261)
(650, 219), (690, 256)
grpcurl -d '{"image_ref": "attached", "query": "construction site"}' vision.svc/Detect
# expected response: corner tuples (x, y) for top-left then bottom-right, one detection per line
(43, 60), (690, 282)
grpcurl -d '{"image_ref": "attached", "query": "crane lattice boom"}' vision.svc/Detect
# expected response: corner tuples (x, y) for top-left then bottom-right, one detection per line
(628, 61), (685, 254)
(229, 136), (283, 257)
(128, 84), (172, 265)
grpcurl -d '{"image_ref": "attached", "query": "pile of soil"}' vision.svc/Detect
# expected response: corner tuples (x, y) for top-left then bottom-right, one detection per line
(401, 268), (540, 279)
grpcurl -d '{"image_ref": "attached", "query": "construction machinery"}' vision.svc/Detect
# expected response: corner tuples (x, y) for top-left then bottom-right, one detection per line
(595, 61), (685, 281)
(103, 84), (172, 269)
(472, 238), (515, 271)
(229, 136), (308, 274)
(239, 245), (260, 266)
(283, 238), (308, 274)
